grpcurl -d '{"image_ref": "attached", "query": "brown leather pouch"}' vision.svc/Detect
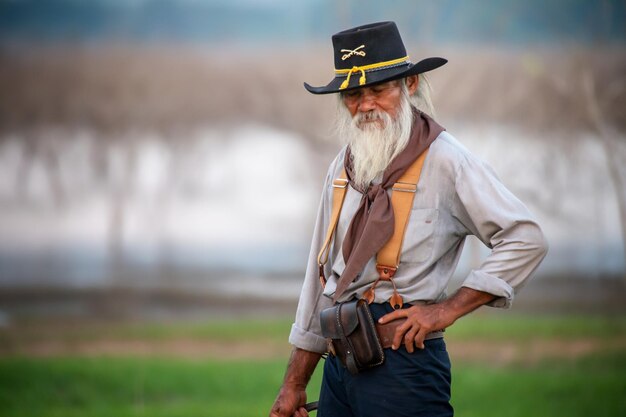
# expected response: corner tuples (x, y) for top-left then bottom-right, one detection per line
(320, 299), (384, 374)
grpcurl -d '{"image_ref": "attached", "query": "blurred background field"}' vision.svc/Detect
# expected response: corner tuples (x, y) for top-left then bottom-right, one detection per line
(0, 313), (625, 416)
(0, 0), (625, 416)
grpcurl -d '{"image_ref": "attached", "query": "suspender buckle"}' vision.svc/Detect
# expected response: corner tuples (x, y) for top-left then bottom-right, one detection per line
(332, 179), (349, 189)
(376, 264), (397, 280)
(374, 264), (403, 309)
(391, 182), (417, 193)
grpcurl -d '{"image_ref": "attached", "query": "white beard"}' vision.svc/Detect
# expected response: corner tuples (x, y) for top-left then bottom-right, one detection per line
(335, 90), (414, 190)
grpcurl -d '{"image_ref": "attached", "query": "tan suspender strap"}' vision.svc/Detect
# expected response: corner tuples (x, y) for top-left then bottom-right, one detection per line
(365, 148), (430, 309)
(376, 148), (429, 269)
(317, 169), (348, 287)
(317, 147), (429, 299)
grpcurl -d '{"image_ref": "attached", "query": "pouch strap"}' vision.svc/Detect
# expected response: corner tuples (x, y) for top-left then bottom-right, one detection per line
(336, 302), (359, 374)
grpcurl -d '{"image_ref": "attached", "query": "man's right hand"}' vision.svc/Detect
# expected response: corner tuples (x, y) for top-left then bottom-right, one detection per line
(269, 347), (322, 417)
(269, 384), (309, 417)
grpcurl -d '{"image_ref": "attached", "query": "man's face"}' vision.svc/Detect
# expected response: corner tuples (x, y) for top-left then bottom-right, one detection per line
(340, 75), (418, 129)
(335, 75), (418, 189)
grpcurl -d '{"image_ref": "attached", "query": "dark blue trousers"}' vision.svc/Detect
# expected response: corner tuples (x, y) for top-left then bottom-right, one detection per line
(317, 303), (453, 417)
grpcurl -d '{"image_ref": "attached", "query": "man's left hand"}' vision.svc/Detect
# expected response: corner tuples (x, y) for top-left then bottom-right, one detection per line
(377, 287), (497, 353)
(377, 303), (454, 353)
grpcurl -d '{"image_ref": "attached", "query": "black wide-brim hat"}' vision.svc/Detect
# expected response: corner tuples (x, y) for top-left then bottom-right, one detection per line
(304, 21), (447, 95)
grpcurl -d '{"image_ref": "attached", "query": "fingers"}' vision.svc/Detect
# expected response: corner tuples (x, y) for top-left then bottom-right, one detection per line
(269, 406), (288, 417)
(391, 319), (412, 350)
(292, 407), (309, 417)
(270, 405), (305, 417)
(386, 306), (433, 351)
(414, 326), (429, 350)
(403, 324), (419, 353)
(382, 306), (434, 352)
(269, 403), (281, 417)
(269, 408), (281, 417)
(269, 389), (305, 417)
(377, 309), (404, 324)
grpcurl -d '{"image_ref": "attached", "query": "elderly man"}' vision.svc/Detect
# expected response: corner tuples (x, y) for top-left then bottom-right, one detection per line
(270, 21), (547, 417)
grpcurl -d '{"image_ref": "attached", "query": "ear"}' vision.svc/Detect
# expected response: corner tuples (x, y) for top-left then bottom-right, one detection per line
(405, 75), (419, 95)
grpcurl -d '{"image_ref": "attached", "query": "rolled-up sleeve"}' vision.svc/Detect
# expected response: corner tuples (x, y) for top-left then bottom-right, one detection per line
(454, 155), (549, 308)
(288, 161), (337, 353)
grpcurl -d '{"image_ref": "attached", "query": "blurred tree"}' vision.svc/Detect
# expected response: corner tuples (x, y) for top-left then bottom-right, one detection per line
(582, 70), (626, 278)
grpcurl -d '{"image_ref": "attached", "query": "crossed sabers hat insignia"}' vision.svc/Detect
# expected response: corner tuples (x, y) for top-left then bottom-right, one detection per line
(341, 45), (366, 60)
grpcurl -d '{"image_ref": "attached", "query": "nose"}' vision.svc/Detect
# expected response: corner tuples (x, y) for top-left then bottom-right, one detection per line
(356, 89), (377, 113)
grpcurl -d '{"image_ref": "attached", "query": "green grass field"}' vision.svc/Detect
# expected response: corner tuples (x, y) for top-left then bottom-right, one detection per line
(0, 314), (624, 417)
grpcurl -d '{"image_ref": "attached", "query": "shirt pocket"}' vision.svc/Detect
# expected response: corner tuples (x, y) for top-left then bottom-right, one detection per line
(401, 208), (439, 264)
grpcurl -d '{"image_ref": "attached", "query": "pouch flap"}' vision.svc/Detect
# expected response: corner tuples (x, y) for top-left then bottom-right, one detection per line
(320, 301), (360, 339)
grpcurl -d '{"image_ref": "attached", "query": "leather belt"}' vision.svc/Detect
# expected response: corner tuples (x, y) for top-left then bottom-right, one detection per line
(376, 318), (444, 349)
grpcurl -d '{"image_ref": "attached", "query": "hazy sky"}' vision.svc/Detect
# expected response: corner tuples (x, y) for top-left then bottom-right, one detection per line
(1, 0), (624, 44)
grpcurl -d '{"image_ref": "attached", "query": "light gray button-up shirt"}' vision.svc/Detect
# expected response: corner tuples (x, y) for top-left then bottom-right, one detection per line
(289, 131), (548, 354)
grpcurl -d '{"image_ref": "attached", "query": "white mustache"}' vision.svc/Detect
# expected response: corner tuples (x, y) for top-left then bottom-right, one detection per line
(354, 110), (386, 125)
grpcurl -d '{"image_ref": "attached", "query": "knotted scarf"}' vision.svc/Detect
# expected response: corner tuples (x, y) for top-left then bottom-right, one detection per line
(333, 109), (445, 302)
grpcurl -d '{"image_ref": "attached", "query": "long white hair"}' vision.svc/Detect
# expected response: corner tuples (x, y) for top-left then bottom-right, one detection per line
(411, 74), (436, 118)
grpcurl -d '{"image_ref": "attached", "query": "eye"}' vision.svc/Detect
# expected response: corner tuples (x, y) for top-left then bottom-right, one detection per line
(372, 82), (396, 94)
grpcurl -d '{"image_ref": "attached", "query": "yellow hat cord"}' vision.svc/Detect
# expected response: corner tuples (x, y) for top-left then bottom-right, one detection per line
(340, 66), (366, 90)
(336, 56), (409, 90)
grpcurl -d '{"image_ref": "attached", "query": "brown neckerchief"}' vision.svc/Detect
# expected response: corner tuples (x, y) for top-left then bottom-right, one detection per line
(333, 108), (444, 302)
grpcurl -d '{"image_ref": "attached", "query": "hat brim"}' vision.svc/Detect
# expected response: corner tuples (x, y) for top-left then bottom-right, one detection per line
(304, 57), (447, 95)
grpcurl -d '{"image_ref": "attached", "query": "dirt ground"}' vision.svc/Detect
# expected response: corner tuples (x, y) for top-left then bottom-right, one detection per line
(2, 334), (625, 365)
(0, 284), (624, 364)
